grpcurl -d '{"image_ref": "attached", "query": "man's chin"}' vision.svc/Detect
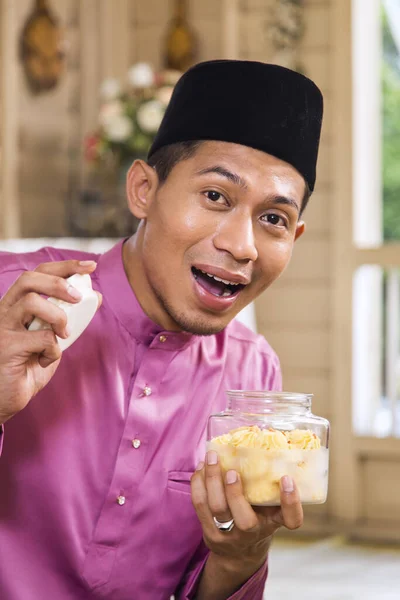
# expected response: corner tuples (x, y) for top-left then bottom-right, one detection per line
(155, 290), (239, 335)
(166, 308), (232, 336)
(175, 316), (228, 336)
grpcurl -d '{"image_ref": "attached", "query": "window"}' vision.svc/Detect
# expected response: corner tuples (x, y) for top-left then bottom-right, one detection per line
(353, 265), (400, 437)
(382, 0), (400, 242)
(352, 0), (400, 437)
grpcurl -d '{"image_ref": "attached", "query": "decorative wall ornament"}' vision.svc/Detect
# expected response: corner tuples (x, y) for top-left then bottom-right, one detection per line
(269, 0), (305, 73)
(20, 0), (66, 94)
(164, 0), (197, 72)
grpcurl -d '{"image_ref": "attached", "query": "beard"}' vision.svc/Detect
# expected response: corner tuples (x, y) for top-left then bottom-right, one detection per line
(153, 286), (229, 336)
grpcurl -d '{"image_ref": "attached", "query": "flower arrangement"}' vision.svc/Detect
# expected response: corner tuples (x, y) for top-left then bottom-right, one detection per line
(84, 63), (182, 167)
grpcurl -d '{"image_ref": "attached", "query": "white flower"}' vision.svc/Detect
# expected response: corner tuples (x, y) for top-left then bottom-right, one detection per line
(99, 100), (124, 127)
(136, 100), (165, 133)
(155, 86), (174, 106)
(127, 63), (155, 88)
(103, 115), (134, 142)
(100, 78), (121, 100)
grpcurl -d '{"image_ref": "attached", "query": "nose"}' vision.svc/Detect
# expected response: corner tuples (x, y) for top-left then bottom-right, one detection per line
(213, 211), (258, 263)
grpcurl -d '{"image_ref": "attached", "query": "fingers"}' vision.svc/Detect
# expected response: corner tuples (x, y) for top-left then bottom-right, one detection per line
(224, 470), (259, 532)
(34, 259), (97, 278)
(191, 463), (214, 532)
(0, 260), (97, 310)
(191, 452), (259, 535)
(192, 456), (303, 544)
(37, 330), (63, 368)
(269, 477), (303, 531)
(279, 476), (303, 530)
(9, 293), (69, 339)
(5, 329), (62, 369)
(204, 451), (232, 523)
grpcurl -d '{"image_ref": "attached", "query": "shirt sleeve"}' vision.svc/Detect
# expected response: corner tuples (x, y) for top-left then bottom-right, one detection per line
(175, 541), (268, 600)
(0, 284), (7, 458)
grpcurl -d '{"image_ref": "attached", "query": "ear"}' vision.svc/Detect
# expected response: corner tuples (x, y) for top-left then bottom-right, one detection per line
(294, 220), (305, 241)
(126, 160), (159, 219)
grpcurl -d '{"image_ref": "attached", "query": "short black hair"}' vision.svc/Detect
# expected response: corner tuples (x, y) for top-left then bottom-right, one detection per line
(147, 140), (203, 183)
(147, 141), (312, 216)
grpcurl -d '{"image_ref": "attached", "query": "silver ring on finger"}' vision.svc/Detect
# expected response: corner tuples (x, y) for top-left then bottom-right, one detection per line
(213, 516), (235, 532)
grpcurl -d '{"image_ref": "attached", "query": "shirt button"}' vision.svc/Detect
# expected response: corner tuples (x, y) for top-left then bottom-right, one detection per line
(132, 438), (141, 449)
(143, 386), (152, 396)
(159, 335), (167, 343)
(117, 495), (126, 506)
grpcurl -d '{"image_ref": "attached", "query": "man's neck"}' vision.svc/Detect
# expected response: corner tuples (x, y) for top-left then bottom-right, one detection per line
(122, 232), (183, 332)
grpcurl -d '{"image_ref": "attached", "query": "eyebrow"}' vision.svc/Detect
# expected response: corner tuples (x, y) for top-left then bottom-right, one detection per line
(195, 165), (248, 189)
(271, 195), (300, 213)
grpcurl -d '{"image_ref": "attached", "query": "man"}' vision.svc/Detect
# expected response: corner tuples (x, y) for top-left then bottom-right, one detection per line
(0, 60), (323, 599)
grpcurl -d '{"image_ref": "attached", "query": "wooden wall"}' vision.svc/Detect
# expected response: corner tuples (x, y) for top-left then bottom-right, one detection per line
(19, 0), (80, 237)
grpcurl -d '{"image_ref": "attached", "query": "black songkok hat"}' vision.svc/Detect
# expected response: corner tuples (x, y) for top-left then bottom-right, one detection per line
(148, 60), (323, 192)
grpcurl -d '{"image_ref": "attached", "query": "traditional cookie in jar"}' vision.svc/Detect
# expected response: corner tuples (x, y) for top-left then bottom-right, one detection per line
(207, 391), (330, 506)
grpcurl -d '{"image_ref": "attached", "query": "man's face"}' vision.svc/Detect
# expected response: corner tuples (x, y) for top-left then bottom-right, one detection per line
(127, 141), (305, 334)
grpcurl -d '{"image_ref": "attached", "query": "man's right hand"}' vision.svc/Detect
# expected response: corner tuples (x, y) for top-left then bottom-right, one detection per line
(0, 259), (101, 425)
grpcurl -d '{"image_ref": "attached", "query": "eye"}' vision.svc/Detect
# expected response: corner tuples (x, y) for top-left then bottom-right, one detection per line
(205, 190), (224, 203)
(261, 213), (287, 227)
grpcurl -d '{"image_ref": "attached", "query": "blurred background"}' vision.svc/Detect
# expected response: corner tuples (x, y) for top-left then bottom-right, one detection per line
(0, 0), (399, 598)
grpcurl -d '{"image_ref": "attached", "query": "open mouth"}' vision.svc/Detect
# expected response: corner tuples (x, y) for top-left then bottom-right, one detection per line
(191, 267), (245, 298)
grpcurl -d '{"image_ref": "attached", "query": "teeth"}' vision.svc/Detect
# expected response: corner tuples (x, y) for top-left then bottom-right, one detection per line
(200, 269), (240, 286)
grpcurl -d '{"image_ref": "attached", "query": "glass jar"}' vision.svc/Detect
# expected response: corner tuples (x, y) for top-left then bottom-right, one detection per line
(207, 391), (330, 506)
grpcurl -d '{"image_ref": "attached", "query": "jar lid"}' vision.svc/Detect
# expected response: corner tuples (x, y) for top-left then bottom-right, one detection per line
(225, 390), (314, 414)
(28, 273), (99, 352)
(226, 391), (313, 401)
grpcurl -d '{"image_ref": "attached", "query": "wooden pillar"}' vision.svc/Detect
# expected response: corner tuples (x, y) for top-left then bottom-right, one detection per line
(221, 0), (239, 59)
(1, 0), (20, 238)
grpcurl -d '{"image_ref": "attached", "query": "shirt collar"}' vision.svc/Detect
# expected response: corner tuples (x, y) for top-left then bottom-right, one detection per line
(95, 239), (194, 348)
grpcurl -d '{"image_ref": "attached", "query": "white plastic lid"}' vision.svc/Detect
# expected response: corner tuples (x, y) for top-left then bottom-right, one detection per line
(28, 273), (99, 351)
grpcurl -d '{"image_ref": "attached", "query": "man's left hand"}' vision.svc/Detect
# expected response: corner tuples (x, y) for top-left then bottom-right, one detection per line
(190, 450), (303, 568)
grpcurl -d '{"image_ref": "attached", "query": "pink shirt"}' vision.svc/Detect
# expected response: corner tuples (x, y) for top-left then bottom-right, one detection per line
(0, 240), (282, 600)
